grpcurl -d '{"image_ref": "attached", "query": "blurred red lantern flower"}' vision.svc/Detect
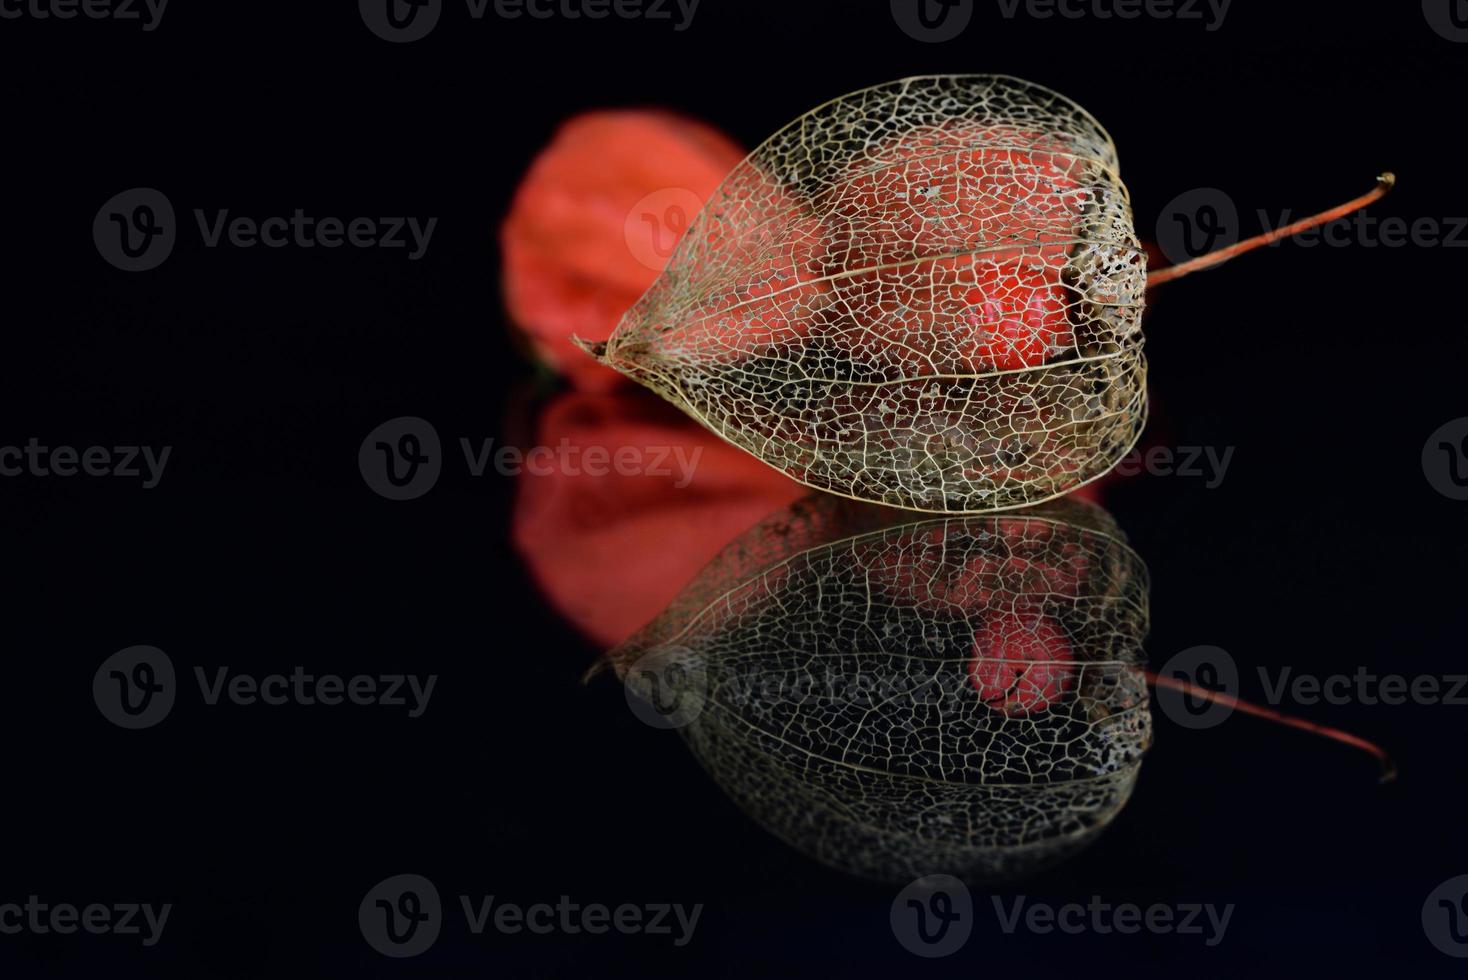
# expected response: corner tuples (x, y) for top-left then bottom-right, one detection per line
(500, 110), (746, 392)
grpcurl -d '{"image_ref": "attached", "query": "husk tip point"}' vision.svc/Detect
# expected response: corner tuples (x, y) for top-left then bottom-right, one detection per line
(572, 335), (609, 360)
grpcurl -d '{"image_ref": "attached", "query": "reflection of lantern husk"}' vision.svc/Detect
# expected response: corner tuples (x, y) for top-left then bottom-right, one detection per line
(612, 498), (1149, 884)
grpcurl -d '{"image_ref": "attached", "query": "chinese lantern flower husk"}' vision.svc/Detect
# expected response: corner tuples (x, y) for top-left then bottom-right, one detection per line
(584, 76), (1149, 512)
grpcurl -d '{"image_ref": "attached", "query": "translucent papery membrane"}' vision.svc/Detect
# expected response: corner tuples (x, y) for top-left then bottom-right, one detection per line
(597, 76), (1147, 513)
(664, 337), (1149, 512)
(653, 578), (1149, 785)
(610, 497), (1150, 883)
(687, 715), (1141, 884)
(686, 654), (1150, 783)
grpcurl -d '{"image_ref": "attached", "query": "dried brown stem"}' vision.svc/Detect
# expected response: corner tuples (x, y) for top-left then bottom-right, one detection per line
(1147, 173), (1396, 287)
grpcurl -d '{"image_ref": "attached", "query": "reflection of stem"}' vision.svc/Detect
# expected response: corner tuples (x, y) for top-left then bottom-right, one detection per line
(1145, 670), (1398, 784)
(1147, 173), (1396, 287)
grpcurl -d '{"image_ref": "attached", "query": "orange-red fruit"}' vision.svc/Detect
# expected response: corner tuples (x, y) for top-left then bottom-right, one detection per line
(501, 111), (745, 392)
(819, 123), (1086, 375)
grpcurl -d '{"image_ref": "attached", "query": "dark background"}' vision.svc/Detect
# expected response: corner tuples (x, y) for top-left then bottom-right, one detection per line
(1, 1), (1465, 976)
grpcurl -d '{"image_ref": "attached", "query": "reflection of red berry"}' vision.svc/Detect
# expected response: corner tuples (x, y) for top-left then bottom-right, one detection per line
(969, 605), (1075, 716)
(863, 520), (1091, 614)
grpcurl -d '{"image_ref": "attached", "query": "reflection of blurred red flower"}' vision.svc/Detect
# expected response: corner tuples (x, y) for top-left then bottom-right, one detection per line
(512, 391), (806, 649)
(500, 111), (746, 392)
